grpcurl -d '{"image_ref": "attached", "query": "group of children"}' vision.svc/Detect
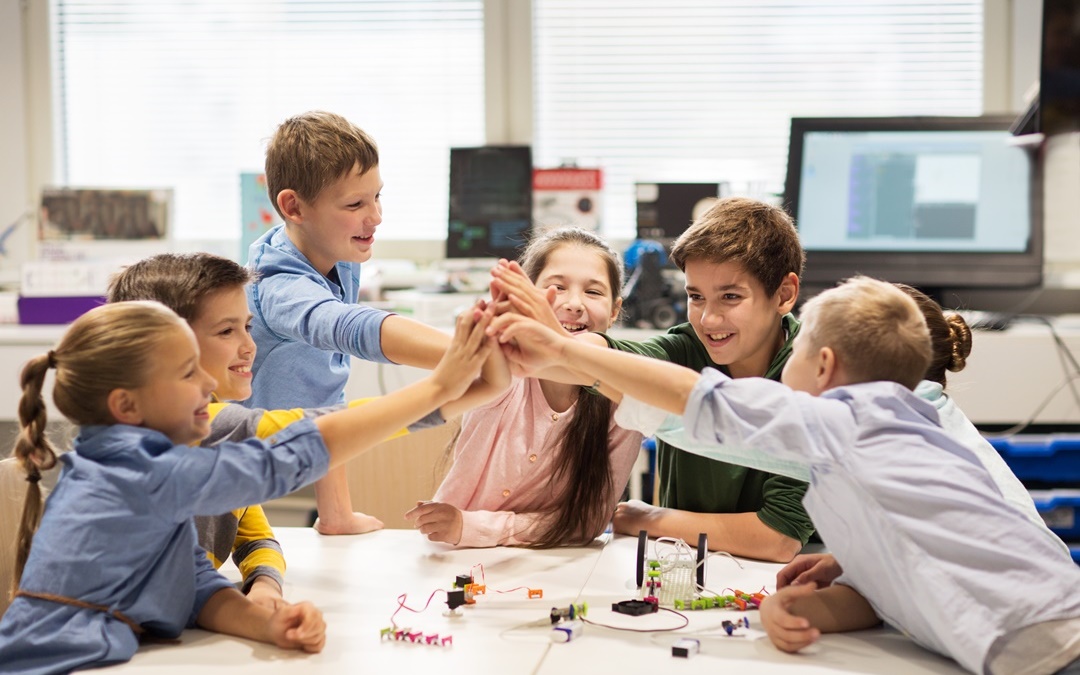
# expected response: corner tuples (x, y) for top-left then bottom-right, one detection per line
(0, 110), (1078, 675)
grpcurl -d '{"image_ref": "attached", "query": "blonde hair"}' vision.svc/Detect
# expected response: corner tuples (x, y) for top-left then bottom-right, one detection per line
(670, 196), (805, 295)
(799, 276), (931, 390)
(11, 301), (186, 593)
(265, 110), (379, 220)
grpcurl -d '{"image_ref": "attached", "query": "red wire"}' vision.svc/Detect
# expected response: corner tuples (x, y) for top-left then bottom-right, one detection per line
(390, 589), (447, 628)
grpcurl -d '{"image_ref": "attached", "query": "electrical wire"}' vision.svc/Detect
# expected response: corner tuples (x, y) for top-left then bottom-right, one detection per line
(581, 606), (690, 633)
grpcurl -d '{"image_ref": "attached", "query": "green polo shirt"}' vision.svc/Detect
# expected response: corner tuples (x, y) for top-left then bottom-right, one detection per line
(601, 314), (815, 545)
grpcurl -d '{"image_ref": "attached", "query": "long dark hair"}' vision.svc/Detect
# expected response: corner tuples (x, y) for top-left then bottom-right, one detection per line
(519, 228), (625, 547)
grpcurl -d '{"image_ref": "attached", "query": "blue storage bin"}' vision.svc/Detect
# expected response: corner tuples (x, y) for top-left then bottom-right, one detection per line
(988, 435), (1080, 483)
(1029, 490), (1080, 540)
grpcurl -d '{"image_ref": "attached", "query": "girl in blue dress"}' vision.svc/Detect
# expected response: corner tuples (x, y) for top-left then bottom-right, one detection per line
(0, 300), (493, 673)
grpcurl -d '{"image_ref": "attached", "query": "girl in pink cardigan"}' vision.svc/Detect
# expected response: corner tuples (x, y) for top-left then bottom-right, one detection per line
(406, 228), (642, 547)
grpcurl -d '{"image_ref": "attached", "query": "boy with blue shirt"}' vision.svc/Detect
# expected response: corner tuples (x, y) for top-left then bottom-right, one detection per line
(491, 276), (1080, 675)
(247, 111), (453, 535)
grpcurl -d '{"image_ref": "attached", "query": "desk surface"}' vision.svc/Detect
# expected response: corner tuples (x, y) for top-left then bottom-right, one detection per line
(114, 528), (966, 674)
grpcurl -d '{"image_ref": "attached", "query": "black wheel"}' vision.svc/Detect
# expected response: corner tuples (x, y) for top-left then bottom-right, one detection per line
(696, 533), (708, 589)
(636, 529), (648, 588)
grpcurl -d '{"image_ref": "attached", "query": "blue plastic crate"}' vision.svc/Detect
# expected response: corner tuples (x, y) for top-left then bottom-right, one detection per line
(1029, 490), (1080, 540)
(988, 435), (1080, 483)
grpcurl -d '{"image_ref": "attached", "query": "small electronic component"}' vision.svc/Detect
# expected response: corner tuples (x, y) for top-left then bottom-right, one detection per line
(671, 637), (700, 658)
(445, 589), (466, 611)
(612, 599), (658, 616)
(550, 620), (583, 643)
(722, 616), (750, 635)
(550, 602), (588, 624)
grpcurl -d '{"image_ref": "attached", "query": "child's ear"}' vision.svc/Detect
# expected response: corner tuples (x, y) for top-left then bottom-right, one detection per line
(276, 189), (304, 225)
(776, 272), (800, 314)
(106, 388), (143, 426)
(816, 346), (838, 390)
(610, 296), (623, 323)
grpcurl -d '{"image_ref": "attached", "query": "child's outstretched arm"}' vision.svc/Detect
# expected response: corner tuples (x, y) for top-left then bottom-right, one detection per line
(315, 306), (493, 468)
(491, 314), (699, 415)
(197, 588), (325, 653)
(439, 326), (511, 419)
(760, 583), (880, 653)
(379, 315), (452, 369)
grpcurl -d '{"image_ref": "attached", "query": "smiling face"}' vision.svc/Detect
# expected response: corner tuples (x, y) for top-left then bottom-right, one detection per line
(684, 259), (796, 378)
(289, 162), (383, 275)
(188, 286), (255, 402)
(535, 244), (621, 334)
(125, 324), (218, 445)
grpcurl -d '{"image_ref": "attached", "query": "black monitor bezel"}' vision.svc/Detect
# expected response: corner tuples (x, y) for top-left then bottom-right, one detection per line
(783, 115), (1043, 292)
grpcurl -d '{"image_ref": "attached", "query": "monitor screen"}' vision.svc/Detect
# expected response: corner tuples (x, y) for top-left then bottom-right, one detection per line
(447, 146), (533, 260)
(784, 116), (1041, 295)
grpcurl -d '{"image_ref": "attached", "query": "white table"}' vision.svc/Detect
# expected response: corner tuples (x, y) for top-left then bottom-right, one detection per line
(115, 528), (967, 674)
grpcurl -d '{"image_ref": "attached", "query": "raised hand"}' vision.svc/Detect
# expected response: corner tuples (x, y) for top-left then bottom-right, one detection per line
(431, 302), (495, 401)
(487, 313), (570, 376)
(759, 583), (821, 653)
(776, 553), (842, 589)
(404, 501), (463, 545)
(490, 260), (564, 333)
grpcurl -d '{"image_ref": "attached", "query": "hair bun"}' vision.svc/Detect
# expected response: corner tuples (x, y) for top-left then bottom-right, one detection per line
(945, 314), (972, 372)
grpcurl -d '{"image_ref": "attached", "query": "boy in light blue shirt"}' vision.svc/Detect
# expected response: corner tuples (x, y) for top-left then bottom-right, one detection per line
(491, 276), (1080, 675)
(247, 111), (455, 536)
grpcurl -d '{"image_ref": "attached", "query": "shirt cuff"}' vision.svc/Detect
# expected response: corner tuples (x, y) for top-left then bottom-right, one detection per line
(613, 395), (669, 436)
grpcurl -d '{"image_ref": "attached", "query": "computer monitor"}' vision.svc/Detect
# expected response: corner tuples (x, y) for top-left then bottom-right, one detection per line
(784, 115), (1042, 303)
(447, 146), (533, 260)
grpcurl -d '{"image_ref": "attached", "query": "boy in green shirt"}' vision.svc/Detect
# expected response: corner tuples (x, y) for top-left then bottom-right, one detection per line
(491, 197), (813, 562)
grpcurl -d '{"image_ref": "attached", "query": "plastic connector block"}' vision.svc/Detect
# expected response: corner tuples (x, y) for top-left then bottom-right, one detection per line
(672, 638), (700, 658)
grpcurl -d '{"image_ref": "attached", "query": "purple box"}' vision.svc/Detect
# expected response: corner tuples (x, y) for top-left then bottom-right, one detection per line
(18, 296), (106, 325)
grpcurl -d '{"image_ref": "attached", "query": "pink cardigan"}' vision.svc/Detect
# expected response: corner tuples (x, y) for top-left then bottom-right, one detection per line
(434, 377), (643, 547)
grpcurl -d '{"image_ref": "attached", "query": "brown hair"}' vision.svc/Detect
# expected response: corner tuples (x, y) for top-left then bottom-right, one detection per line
(11, 302), (186, 593)
(519, 227), (624, 547)
(265, 111), (379, 220)
(669, 196), (805, 295)
(107, 253), (254, 321)
(799, 276), (931, 390)
(894, 284), (972, 388)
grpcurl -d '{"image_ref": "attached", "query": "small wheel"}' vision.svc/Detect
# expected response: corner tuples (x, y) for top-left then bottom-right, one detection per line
(696, 533), (708, 589)
(636, 529), (648, 588)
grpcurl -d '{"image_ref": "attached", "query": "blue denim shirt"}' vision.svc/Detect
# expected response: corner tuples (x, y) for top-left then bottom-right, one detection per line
(246, 225), (391, 408)
(0, 420), (329, 674)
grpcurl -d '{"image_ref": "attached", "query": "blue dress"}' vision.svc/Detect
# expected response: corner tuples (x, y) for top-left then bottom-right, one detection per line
(0, 419), (329, 674)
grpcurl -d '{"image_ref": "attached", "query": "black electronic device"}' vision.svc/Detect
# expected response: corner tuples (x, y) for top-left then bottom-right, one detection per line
(447, 146), (533, 260)
(1022, 0), (1080, 135)
(784, 115), (1042, 303)
(635, 182), (722, 249)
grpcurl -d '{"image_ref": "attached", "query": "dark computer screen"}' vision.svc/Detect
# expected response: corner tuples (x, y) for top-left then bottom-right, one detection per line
(447, 146), (533, 260)
(784, 115), (1042, 295)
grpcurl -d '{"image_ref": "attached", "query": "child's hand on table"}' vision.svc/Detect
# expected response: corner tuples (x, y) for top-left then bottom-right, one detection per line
(612, 499), (667, 535)
(267, 601), (326, 653)
(404, 501), (463, 545)
(314, 512), (384, 536)
(246, 576), (288, 611)
(759, 583), (821, 653)
(776, 553), (842, 589)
